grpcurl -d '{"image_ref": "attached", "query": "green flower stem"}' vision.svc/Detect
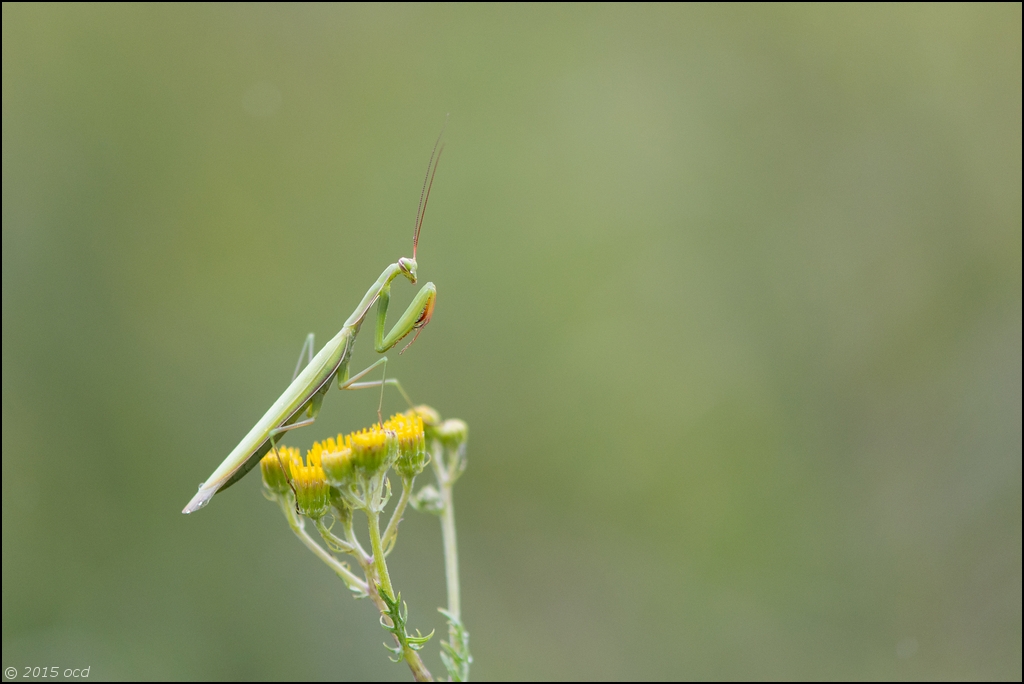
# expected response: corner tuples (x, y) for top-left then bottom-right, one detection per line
(277, 497), (367, 595)
(432, 444), (461, 620)
(366, 509), (396, 611)
(438, 482), (461, 619)
(366, 503), (433, 682)
(381, 476), (414, 555)
(430, 434), (471, 681)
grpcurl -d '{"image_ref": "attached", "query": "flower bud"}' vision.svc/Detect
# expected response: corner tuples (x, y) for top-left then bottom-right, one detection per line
(407, 405), (441, 434)
(435, 418), (468, 450)
(407, 404), (440, 425)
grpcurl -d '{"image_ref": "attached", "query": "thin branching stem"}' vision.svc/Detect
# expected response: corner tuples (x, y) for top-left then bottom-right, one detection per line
(314, 517), (357, 556)
(277, 496), (367, 595)
(342, 512), (372, 563)
(382, 476), (415, 555)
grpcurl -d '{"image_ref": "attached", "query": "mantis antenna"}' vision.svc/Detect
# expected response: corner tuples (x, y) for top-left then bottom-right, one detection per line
(414, 118), (447, 260)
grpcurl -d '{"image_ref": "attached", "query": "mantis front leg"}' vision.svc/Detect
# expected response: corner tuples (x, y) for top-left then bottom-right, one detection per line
(375, 281), (437, 354)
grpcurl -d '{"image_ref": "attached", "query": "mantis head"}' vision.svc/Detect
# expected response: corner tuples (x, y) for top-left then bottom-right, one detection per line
(398, 257), (418, 283)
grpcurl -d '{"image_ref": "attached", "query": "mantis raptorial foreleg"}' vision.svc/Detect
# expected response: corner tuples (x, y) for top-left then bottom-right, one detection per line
(375, 281), (436, 354)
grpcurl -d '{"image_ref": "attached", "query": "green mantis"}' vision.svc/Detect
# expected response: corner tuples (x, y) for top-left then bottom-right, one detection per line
(182, 137), (443, 515)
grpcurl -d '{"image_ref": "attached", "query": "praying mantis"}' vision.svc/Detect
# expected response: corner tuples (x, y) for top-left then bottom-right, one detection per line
(182, 136), (443, 514)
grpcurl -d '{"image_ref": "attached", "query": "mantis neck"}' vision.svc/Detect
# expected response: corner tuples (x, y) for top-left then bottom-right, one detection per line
(344, 262), (405, 330)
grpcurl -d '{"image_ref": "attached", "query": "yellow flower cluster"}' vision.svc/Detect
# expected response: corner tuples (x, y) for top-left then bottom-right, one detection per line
(314, 412), (428, 485)
(260, 413), (429, 513)
(312, 423), (391, 483)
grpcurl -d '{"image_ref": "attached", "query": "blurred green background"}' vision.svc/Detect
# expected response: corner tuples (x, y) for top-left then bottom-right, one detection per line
(2, 4), (1020, 681)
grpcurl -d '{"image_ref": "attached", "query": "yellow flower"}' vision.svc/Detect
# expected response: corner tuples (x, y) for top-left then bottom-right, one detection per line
(386, 412), (427, 478)
(347, 423), (395, 476)
(260, 446), (301, 495)
(312, 434), (355, 487)
(290, 450), (330, 519)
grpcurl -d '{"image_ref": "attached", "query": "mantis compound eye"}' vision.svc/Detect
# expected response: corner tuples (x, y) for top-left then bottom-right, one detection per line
(399, 257), (418, 282)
